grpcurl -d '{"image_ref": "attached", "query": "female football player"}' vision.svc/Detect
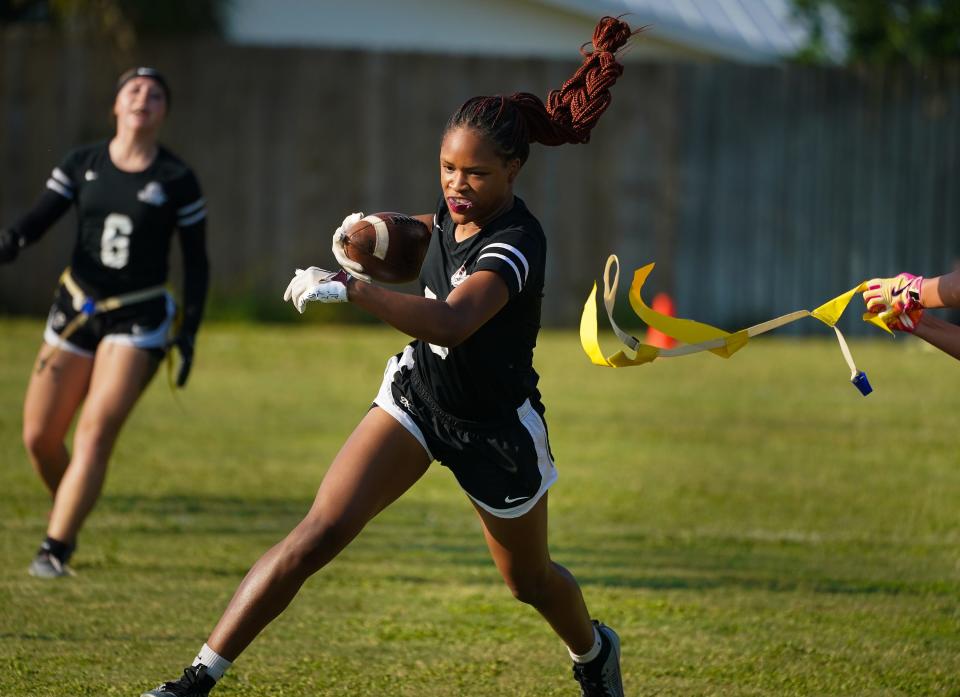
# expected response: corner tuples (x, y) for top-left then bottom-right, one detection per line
(863, 268), (960, 360)
(0, 67), (209, 578)
(143, 17), (633, 697)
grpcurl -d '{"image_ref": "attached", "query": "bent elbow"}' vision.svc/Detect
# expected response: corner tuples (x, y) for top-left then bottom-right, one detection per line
(432, 327), (468, 349)
(430, 316), (476, 348)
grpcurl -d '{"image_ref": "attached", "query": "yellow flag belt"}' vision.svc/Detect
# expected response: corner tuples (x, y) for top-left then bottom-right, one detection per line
(579, 255), (893, 395)
(41, 268), (182, 394)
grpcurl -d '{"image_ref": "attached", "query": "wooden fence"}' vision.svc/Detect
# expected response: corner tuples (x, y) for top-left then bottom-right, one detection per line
(1, 30), (957, 334)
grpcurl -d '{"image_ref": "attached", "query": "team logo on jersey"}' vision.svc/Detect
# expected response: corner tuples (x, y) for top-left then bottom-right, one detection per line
(49, 309), (67, 331)
(450, 264), (468, 288)
(137, 182), (167, 206)
(84, 170), (98, 181)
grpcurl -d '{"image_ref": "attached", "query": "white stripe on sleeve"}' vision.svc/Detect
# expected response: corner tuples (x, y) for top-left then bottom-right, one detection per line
(46, 178), (73, 199)
(178, 208), (207, 227)
(177, 198), (206, 216)
(51, 168), (73, 187)
(477, 252), (522, 290)
(482, 242), (529, 282)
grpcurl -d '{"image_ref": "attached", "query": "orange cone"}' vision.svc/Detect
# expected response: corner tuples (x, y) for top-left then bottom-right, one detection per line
(645, 292), (677, 349)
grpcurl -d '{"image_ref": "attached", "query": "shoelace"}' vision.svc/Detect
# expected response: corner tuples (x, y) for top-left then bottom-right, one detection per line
(572, 662), (612, 697)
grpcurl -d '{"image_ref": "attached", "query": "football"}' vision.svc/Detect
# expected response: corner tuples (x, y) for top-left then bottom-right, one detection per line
(342, 213), (430, 284)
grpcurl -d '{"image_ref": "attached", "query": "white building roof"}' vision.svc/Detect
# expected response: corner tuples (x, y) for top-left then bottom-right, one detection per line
(226, 0), (809, 63)
(539, 0), (808, 62)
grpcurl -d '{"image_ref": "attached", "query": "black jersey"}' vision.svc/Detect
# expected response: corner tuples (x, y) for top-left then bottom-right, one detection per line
(411, 196), (546, 421)
(46, 141), (207, 297)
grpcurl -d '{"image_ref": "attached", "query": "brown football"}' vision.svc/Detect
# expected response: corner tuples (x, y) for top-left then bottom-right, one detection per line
(342, 212), (430, 284)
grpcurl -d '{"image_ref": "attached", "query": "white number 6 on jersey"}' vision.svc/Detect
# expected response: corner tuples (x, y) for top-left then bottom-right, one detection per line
(100, 213), (133, 269)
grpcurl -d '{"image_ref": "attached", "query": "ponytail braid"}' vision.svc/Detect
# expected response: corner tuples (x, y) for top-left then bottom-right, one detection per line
(445, 17), (637, 163)
(540, 15), (635, 145)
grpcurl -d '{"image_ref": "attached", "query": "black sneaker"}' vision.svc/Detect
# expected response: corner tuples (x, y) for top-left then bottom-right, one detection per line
(141, 665), (217, 697)
(572, 621), (624, 697)
(28, 550), (74, 578)
(28, 538), (76, 578)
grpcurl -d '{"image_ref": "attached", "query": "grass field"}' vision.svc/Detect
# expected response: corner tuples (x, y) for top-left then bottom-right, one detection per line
(1, 318), (958, 696)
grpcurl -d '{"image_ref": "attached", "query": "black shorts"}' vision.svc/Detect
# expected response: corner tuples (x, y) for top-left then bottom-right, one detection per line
(44, 283), (175, 358)
(374, 346), (557, 519)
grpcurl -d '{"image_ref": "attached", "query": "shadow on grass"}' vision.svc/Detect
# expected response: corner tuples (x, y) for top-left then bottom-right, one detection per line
(82, 494), (960, 596)
(0, 631), (182, 643)
(85, 493), (960, 600)
(97, 492), (311, 533)
(570, 571), (958, 597)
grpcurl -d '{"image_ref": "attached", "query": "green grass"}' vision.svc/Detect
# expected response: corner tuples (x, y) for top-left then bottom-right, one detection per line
(1, 318), (958, 696)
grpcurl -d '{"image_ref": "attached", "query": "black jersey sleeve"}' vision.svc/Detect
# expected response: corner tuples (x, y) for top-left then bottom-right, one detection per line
(178, 220), (209, 336)
(8, 190), (72, 247)
(7, 149), (83, 247)
(472, 227), (543, 297)
(174, 170), (207, 231)
(173, 169), (210, 336)
(45, 148), (85, 202)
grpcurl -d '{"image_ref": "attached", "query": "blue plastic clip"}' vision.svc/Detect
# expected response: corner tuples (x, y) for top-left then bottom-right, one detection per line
(81, 298), (95, 316)
(851, 371), (872, 396)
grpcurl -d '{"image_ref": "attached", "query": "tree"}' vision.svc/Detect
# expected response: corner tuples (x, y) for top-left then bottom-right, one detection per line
(1, 0), (231, 63)
(792, 0), (960, 65)
(1, 0), (230, 38)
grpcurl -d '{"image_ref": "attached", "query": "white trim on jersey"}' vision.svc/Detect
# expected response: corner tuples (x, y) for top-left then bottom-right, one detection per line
(178, 207), (207, 227)
(51, 168), (73, 187)
(482, 242), (529, 281)
(477, 252), (523, 290)
(423, 286), (449, 358)
(46, 175), (74, 200)
(177, 198), (206, 216)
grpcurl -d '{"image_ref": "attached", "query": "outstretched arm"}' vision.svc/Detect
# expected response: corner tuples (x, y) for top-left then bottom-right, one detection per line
(919, 271), (960, 309)
(913, 314), (960, 361)
(864, 269), (960, 314)
(0, 190), (72, 263)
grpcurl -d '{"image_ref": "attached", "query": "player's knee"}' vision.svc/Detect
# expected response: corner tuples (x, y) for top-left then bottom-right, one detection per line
(505, 567), (552, 606)
(283, 516), (356, 576)
(22, 423), (57, 460)
(73, 415), (123, 454)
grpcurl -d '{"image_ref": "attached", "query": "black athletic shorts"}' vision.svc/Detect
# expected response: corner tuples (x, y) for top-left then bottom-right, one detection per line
(374, 345), (558, 519)
(44, 282), (174, 358)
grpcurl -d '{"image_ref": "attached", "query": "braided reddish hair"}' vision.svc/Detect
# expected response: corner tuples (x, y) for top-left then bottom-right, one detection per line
(445, 17), (636, 163)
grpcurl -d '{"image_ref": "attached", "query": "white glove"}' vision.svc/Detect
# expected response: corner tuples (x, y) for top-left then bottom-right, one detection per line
(332, 212), (372, 282)
(283, 267), (352, 313)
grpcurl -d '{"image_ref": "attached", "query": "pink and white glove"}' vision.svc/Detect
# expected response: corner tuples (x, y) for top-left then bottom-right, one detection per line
(863, 273), (924, 314)
(878, 304), (924, 333)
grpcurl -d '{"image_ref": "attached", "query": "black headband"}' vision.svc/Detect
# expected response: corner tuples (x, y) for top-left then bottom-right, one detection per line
(116, 67), (171, 109)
